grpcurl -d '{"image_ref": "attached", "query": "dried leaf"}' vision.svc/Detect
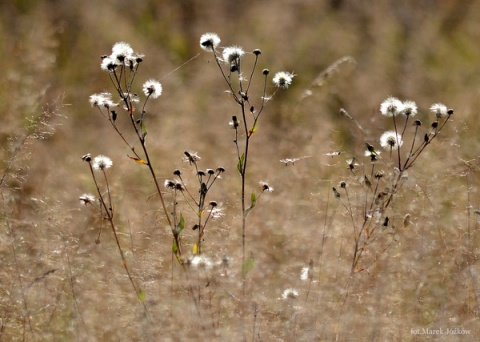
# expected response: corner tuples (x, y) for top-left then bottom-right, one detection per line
(128, 156), (148, 165)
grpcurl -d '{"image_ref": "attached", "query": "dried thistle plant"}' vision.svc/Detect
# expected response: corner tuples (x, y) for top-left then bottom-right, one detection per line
(82, 42), (213, 331)
(80, 153), (145, 304)
(164, 152), (225, 256)
(199, 33), (294, 298)
(331, 97), (454, 274)
(87, 42), (183, 261)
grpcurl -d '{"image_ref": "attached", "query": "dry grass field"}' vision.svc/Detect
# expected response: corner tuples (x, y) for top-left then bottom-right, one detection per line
(1, 1), (480, 341)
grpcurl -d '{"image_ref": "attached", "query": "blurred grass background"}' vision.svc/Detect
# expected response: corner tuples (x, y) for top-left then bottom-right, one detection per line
(1, 0), (479, 340)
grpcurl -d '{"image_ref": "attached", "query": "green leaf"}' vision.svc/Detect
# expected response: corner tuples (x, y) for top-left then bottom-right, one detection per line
(250, 190), (257, 207)
(248, 120), (258, 137)
(137, 288), (146, 302)
(242, 252), (255, 276)
(175, 213), (185, 236)
(172, 239), (183, 264)
(237, 153), (245, 175)
(245, 190), (256, 217)
(141, 121), (148, 138)
(172, 239), (178, 253)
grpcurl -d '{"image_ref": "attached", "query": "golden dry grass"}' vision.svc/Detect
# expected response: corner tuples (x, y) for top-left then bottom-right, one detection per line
(1, 1), (480, 341)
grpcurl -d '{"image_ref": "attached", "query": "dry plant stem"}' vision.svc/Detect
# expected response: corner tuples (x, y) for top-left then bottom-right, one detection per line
(106, 63), (208, 331)
(102, 168), (113, 214)
(173, 162), (224, 254)
(145, 150), (174, 228)
(241, 117), (248, 287)
(195, 168), (206, 253)
(138, 155), (206, 332)
(211, 49), (268, 340)
(402, 115), (451, 170)
(350, 172), (402, 273)
(117, 94), (185, 279)
(107, 64), (173, 231)
(98, 106), (140, 160)
(87, 163), (141, 301)
(350, 114), (452, 273)
(124, 100), (173, 230)
(213, 62), (238, 265)
(181, 159), (207, 254)
(392, 114), (402, 167)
